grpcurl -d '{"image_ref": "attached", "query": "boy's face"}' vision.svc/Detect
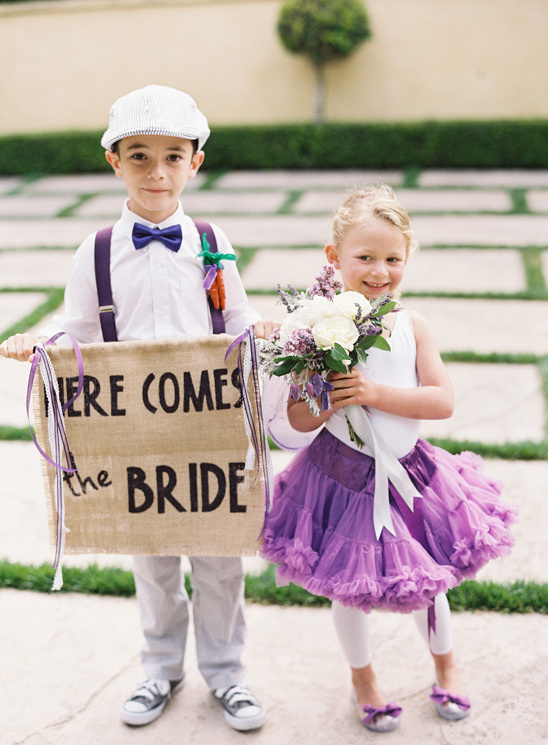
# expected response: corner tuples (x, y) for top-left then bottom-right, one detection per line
(106, 135), (204, 224)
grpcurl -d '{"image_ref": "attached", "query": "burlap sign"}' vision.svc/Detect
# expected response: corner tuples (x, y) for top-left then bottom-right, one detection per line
(33, 335), (267, 556)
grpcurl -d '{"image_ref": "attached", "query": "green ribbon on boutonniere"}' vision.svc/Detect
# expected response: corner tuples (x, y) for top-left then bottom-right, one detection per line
(197, 231), (237, 268)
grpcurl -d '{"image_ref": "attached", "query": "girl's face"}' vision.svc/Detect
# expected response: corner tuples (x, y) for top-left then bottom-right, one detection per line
(325, 217), (408, 300)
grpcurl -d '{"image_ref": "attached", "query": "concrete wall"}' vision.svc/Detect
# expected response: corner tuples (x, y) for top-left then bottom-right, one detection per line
(1, 0), (546, 136)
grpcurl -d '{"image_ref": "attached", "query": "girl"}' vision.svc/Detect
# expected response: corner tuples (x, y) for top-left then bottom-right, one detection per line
(260, 185), (518, 733)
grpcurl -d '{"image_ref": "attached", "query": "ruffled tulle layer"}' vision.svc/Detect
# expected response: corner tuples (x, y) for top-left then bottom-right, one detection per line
(261, 430), (518, 614)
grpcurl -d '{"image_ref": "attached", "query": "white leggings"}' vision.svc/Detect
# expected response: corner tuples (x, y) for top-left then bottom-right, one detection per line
(332, 594), (453, 669)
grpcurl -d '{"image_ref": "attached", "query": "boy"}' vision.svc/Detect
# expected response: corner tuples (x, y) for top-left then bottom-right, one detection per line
(0, 85), (274, 731)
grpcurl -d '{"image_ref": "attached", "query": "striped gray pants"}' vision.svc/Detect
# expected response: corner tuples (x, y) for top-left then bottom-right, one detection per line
(132, 555), (247, 690)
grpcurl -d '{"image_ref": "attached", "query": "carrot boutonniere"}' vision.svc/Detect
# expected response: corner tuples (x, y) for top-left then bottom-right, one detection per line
(197, 232), (236, 310)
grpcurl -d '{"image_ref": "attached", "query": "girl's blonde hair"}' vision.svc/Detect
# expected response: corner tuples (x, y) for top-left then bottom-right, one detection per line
(331, 184), (418, 256)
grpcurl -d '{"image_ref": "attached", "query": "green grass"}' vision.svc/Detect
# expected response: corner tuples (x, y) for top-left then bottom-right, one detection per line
(278, 190), (305, 215)
(0, 425), (32, 441)
(55, 193), (95, 219)
(0, 561), (137, 596)
(1, 561), (547, 614)
(509, 188), (529, 214)
(447, 579), (548, 614)
(0, 287), (64, 343)
(522, 247), (548, 296)
(427, 438), (548, 461)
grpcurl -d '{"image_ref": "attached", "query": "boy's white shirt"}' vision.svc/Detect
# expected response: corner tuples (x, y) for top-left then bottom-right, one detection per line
(42, 200), (259, 343)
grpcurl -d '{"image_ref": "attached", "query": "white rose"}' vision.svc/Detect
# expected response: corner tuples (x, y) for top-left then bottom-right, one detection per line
(312, 314), (359, 351)
(299, 295), (336, 326)
(332, 291), (371, 320)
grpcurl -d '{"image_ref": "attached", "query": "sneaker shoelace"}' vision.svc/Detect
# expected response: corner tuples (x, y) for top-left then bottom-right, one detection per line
(222, 685), (258, 711)
(133, 680), (169, 702)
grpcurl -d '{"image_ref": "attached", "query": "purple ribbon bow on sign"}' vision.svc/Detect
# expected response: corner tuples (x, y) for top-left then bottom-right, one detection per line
(132, 223), (182, 252)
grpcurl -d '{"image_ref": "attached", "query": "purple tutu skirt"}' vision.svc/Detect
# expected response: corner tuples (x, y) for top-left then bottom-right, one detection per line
(261, 430), (518, 614)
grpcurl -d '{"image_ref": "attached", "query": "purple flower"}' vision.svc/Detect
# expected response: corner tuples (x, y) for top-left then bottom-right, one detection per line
(358, 321), (382, 336)
(282, 328), (316, 356)
(320, 390), (332, 412)
(307, 265), (343, 300)
(375, 293), (396, 310)
(289, 384), (301, 402)
(276, 283), (300, 313)
(310, 373), (325, 397)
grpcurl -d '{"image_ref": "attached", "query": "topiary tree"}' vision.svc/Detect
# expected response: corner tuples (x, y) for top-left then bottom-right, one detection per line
(277, 0), (371, 124)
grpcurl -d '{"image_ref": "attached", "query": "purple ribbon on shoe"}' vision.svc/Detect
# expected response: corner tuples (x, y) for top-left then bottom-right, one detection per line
(430, 685), (471, 711)
(361, 702), (403, 725)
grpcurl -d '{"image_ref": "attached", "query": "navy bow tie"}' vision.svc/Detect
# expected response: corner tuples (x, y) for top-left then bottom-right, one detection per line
(132, 223), (182, 252)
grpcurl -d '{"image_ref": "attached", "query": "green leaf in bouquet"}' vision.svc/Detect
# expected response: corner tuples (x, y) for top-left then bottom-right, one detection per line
(324, 351), (348, 374)
(369, 300), (397, 319)
(372, 335), (391, 351)
(355, 347), (370, 366)
(271, 356), (301, 376)
(355, 334), (380, 351)
(331, 342), (351, 360)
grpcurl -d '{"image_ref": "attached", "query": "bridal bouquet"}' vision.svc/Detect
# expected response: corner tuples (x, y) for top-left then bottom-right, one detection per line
(258, 266), (396, 438)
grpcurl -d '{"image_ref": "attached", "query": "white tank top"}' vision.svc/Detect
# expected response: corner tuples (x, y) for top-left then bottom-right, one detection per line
(325, 309), (421, 459)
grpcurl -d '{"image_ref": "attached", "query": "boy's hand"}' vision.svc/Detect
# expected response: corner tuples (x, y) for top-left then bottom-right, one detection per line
(254, 321), (280, 340)
(0, 333), (39, 363)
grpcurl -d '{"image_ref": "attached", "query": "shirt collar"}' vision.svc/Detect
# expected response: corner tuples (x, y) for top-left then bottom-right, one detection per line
(119, 200), (186, 232)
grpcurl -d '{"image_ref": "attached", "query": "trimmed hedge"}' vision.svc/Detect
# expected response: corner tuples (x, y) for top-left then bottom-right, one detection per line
(2, 120), (548, 175)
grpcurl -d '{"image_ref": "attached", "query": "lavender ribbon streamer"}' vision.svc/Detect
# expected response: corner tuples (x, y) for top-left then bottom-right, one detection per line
(26, 332), (83, 471)
(225, 326), (273, 528)
(26, 332), (84, 590)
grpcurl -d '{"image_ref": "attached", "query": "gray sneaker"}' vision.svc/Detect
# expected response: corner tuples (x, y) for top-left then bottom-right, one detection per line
(121, 678), (184, 726)
(214, 684), (266, 731)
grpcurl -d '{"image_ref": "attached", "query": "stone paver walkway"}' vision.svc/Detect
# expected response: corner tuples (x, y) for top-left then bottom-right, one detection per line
(1, 169), (547, 745)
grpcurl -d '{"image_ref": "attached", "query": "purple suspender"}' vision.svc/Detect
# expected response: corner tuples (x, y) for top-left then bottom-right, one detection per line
(94, 226), (117, 342)
(94, 220), (226, 342)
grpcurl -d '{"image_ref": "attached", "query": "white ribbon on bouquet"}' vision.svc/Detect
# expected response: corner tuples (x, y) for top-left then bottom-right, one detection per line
(344, 405), (422, 539)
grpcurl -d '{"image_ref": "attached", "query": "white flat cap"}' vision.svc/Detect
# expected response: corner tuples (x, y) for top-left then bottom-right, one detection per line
(101, 85), (210, 151)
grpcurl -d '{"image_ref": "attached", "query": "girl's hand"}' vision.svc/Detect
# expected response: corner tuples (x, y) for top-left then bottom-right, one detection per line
(254, 320), (280, 340)
(329, 368), (378, 410)
(0, 333), (39, 363)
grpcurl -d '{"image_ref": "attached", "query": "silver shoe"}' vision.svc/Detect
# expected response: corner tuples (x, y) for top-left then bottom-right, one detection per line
(430, 684), (471, 721)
